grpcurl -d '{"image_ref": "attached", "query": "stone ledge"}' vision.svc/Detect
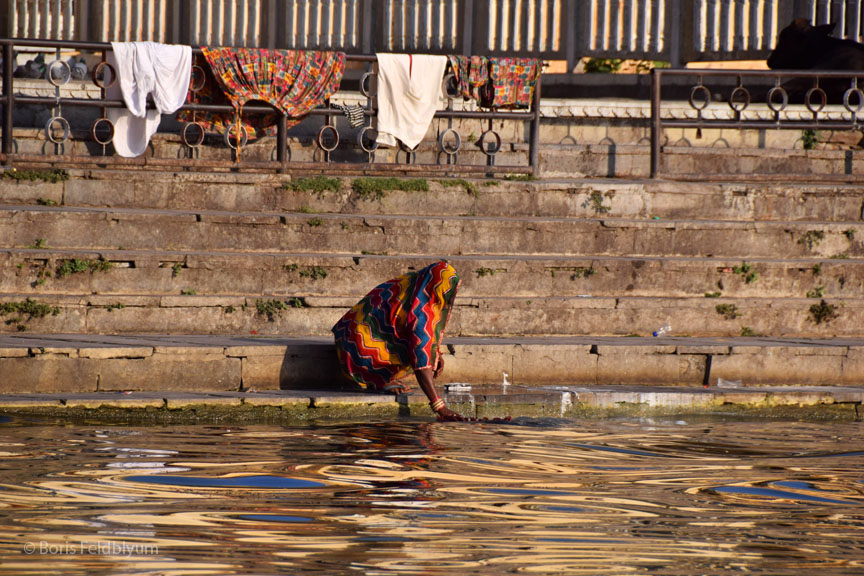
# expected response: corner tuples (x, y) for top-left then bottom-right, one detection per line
(0, 384), (860, 423)
(0, 335), (863, 392)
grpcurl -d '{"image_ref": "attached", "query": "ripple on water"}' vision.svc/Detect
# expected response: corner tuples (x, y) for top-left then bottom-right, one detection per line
(123, 474), (326, 490)
(0, 419), (862, 576)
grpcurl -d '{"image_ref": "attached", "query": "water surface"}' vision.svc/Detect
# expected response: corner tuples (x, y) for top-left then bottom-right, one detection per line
(0, 417), (862, 575)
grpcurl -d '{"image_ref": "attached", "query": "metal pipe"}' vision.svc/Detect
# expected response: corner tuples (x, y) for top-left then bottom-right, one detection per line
(5, 153), (533, 174)
(650, 67), (661, 179)
(277, 114), (287, 167)
(2, 42), (13, 162)
(13, 95), (534, 121)
(530, 66), (542, 177)
(660, 120), (862, 130)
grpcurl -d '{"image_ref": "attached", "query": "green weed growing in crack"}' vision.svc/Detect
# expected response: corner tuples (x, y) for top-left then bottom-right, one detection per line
(715, 303), (740, 320)
(582, 190), (614, 214)
(438, 178), (478, 197)
(809, 299), (840, 325)
(299, 266), (328, 281)
(351, 177), (428, 202)
(2, 168), (69, 183)
(570, 266), (596, 280)
(283, 175), (341, 194)
(798, 230), (825, 250)
(806, 286), (825, 299)
(732, 261), (758, 284)
(1, 298), (60, 331)
(55, 258), (113, 279)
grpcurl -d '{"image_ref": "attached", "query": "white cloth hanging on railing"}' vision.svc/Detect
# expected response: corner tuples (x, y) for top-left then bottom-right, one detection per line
(106, 41), (192, 157)
(375, 53), (447, 149)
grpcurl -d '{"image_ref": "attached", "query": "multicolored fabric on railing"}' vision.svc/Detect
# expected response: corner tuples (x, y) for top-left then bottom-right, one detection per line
(447, 55), (540, 109)
(179, 48), (345, 138)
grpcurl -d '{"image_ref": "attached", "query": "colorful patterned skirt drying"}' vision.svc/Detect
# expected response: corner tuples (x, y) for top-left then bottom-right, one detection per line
(178, 48), (345, 138)
(332, 261), (461, 391)
(448, 55), (541, 109)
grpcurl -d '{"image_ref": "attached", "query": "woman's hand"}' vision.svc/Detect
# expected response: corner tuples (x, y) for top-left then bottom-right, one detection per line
(436, 406), (466, 421)
(433, 353), (445, 378)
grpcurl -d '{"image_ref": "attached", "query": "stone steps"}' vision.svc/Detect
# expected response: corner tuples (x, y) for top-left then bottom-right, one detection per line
(1, 333), (862, 392)
(5, 169), (864, 223)
(1, 293), (858, 338)
(3, 205), (862, 259)
(2, 249), (861, 300)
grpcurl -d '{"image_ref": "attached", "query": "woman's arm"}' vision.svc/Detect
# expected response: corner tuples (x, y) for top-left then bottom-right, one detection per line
(415, 368), (465, 421)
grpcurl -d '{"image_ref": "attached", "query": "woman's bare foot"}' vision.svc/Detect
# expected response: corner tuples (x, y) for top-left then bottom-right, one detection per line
(382, 381), (411, 395)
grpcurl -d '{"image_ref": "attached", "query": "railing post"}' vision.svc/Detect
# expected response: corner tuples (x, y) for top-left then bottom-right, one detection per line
(668, 0), (685, 67)
(650, 67), (661, 178)
(530, 70), (542, 177)
(461, 0), (475, 56)
(2, 42), (14, 163)
(565, 0), (578, 73)
(361, 0), (375, 54)
(277, 114), (287, 169)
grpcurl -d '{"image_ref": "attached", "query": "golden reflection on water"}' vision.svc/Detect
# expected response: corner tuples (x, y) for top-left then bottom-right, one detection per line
(0, 418), (862, 575)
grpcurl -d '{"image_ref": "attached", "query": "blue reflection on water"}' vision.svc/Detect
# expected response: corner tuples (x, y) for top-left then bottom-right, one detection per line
(542, 505), (587, 513)
(772, 480), (844, 493)
(485, 488), (574, 496)
(125, 475), (324, 489)
(713, 486), (853, 504)
(538, 537), (627, 544)
(237, 514), (313, 523)
(566, 443), (663, 457)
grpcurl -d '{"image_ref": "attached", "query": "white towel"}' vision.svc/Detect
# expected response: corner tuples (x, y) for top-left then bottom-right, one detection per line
(375, 53), (447, 149)
(106, 42), (192, 157)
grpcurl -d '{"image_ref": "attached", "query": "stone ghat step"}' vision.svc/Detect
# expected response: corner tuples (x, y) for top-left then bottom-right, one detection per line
(1, 294), (859, 339)
(2, 249), (861, 300)
(3, 205), (863, 260)
(1, 334), (862, 393)
(5, 169), (864, 223)
(1, 386), (862, 421)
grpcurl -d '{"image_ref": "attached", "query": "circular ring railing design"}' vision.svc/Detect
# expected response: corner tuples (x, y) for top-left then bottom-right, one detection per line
(478, 129), (501, 156)
(45, 116), (70, 144)
(398, 141), (417, 163)
(182, 122), (205, 148)
(728, 86), (750, 112)
(688, 85), (711, 111)
(46, 59), (71, 87)
(360, 72), (374, 98)
(357, 126), (378, 153)
(189, 65), (207, 93)
(90, 117), (115, 145)
(766, 86), (789, 113)
(223, 124), (249, 150)
(805, 87), (827, 115)
(92, 61), (117, 89)
(843, 87), (864, 115)
(443, 73), (460, 99)
(438, 128), (461, 155)
(317, 124), (340, 152)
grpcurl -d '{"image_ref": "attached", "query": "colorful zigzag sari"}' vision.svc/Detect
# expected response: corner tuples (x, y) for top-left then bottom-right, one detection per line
(332, 261), (460, 391)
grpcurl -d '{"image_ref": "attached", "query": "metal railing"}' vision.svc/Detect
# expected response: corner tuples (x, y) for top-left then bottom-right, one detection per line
(0, 37), (542, 175)
(5, 1), (862, 68)
(650, 67), (864, 177)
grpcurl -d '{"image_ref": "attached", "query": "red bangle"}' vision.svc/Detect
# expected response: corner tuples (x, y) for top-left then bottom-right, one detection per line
(430, 398), (446, 412)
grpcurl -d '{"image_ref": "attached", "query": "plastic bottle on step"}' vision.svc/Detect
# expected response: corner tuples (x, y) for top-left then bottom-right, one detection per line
(652, 324), (671, 337)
